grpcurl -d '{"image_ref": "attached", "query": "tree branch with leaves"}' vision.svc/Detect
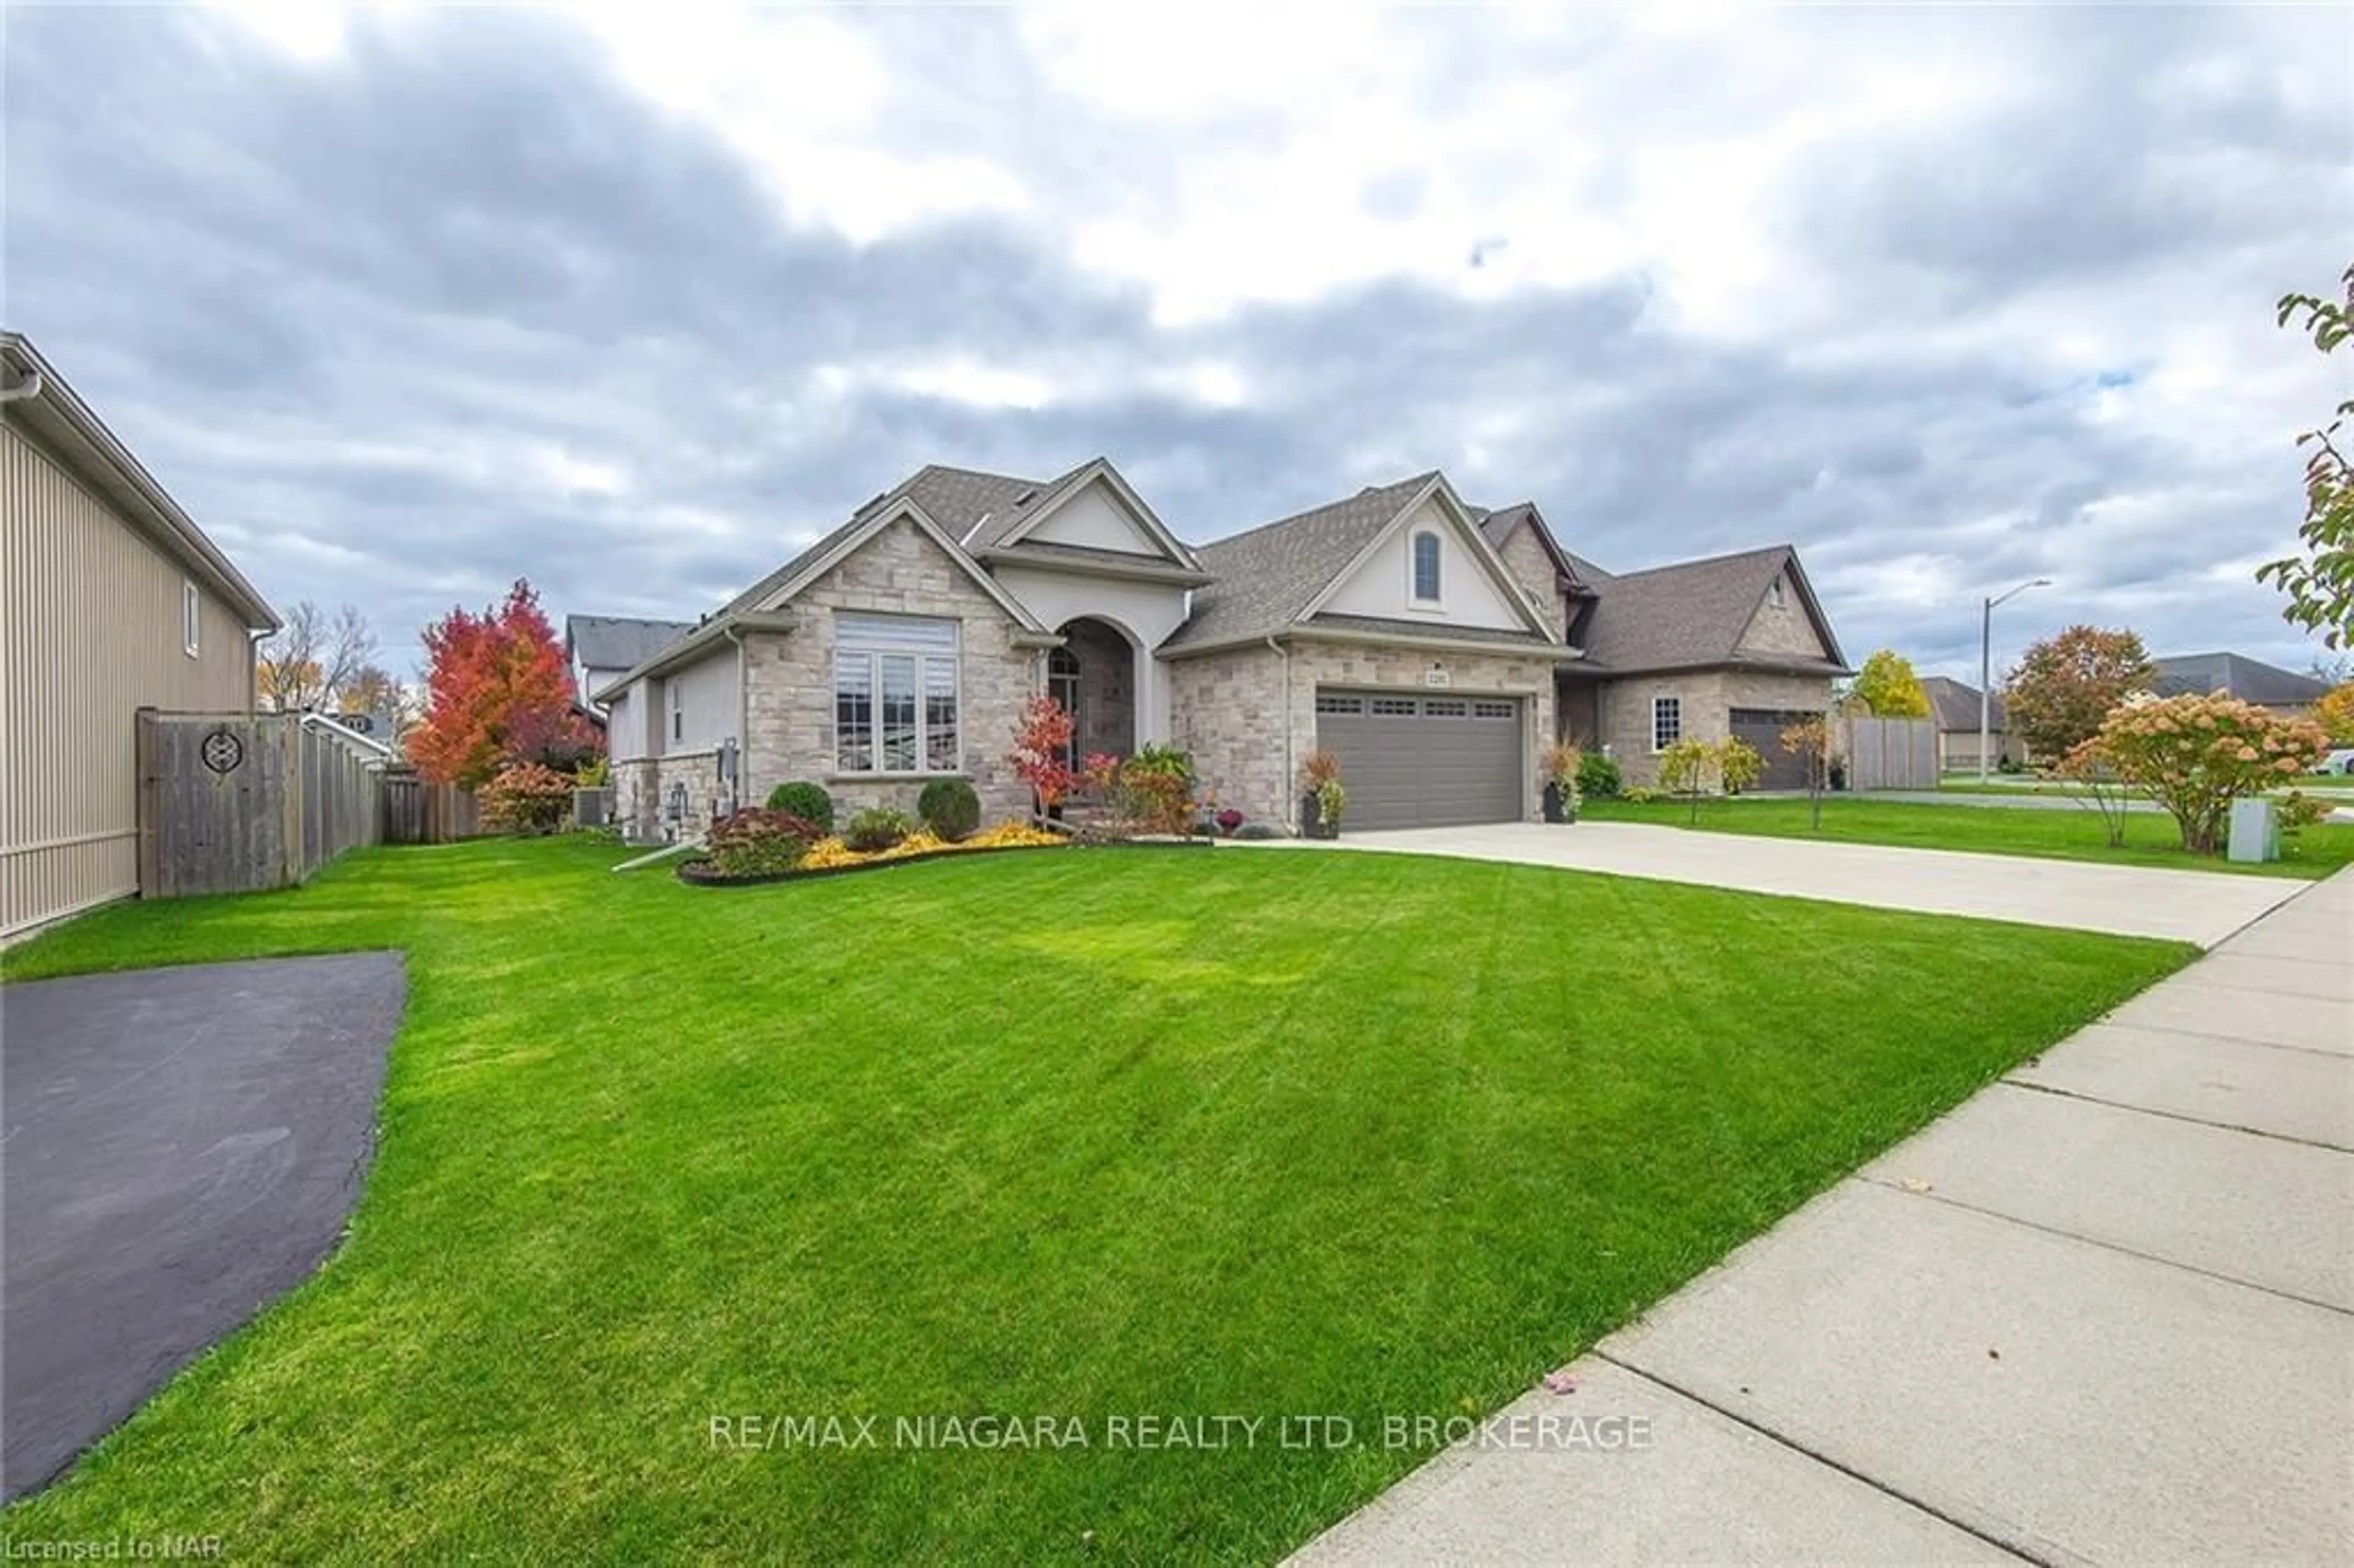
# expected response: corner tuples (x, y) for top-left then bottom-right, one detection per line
(2260, 264), (2354, 649)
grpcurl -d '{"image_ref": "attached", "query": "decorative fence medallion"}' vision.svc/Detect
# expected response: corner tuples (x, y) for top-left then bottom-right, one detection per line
(200, 729), (246, 775)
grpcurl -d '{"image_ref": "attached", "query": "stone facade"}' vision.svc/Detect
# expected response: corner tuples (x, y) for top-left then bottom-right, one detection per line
(614, 747), (733, 843)
(741, 517), (1042, 825)
(1169, 637), (1558, 829)
(1597, 668), (1835, 786)
(1167, 645), (1292, 830)
(1492, 522), (1568, 639)
(1735, 576), (1829, 659)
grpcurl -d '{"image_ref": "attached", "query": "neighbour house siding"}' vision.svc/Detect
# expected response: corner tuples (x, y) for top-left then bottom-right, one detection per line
(741, 516), (1038, 824)
(1322, 496), (1525, 631)
(1170, 638), (1556, 830)
(1736, 576), (1828, 659)
(2, 422), (256, 938)
(1493, 522), (1568, 639)
(1598, 669), (1834, 787)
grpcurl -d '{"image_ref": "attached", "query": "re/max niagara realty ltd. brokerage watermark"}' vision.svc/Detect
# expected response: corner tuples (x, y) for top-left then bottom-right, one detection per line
(709, 1411), (1654, 1455)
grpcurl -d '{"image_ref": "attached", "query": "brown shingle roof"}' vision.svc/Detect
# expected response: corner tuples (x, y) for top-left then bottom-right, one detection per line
(717, 463), (1043, 617)
(1162, 473), (1441, 650)
(2151, 652), (2331, 707)
(1575, 544), (1845, 674)
(1921, 676), (2006, 731)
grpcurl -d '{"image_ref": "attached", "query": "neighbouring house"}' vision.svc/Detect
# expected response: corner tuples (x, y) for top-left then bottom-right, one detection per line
(1921, 675), (2018, 771)
(566, 613), (696, 710)
(1, 332), (281, 939)
(587, 459), (1846, 839)
(2150, 652), (2332, 720)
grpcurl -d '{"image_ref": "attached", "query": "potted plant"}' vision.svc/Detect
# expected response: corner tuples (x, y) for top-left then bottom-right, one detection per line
(1215, 807), (1244, 838)
(1299, 749), (1344, 839)
(1539, 741), (1583, 824)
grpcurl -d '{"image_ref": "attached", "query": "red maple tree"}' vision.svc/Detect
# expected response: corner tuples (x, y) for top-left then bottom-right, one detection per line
(409, 579), (595, 788)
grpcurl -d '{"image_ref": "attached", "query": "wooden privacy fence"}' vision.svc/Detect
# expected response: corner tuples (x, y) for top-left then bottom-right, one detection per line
(1839, 715), (1940, 791)
(135, 710), (479, 900)
(381, 769), (481, 843)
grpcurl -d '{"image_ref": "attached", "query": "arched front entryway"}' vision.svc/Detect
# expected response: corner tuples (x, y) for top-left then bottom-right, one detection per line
(1050, 617), (1138, 764)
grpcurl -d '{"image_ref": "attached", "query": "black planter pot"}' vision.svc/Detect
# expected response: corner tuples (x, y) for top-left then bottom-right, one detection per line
(1542, 782), (1566, 824)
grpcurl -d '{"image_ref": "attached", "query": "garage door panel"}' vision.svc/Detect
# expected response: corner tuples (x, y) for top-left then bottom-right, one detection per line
(1317, 691), (1522, 831)
(1729, 707), (1820, 793)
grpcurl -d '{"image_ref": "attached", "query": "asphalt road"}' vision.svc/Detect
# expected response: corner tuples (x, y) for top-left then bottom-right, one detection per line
(1, 952), (403, 1499)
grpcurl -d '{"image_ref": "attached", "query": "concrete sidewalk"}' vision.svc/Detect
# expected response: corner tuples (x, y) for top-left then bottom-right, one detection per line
(1306, 822), (2303, 946)
(1292, 872), (2352, 1565)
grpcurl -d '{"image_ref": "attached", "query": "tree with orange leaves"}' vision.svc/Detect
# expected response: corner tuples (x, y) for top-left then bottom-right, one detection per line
(409, 579), (594, 788)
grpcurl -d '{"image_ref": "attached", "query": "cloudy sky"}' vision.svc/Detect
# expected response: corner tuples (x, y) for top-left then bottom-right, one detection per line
(6, 2), (2348, 683)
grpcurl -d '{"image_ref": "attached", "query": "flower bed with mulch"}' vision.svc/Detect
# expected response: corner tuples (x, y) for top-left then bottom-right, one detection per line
(679, 820), (1066, 887)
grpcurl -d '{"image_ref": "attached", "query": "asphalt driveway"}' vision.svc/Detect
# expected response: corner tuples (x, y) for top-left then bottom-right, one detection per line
(1297, 822), (2301, 945)
(1, 953), (403, 1500)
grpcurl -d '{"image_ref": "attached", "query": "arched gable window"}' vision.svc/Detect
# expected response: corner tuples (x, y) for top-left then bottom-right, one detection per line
(1411, 531), (1442, 604)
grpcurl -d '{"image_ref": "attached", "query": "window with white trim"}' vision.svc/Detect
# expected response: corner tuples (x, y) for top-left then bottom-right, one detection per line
(835, 614), (959, 774)
(1651, 695), (1682, 752)
(1411, 531), (1442, 604)
(1766, 574), (1786, 609)
(668, 679), (684, 743)
(183, 579), (201, 658)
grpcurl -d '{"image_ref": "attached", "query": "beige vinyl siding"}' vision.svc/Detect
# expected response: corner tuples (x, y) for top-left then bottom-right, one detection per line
(2, 422), (257, 938)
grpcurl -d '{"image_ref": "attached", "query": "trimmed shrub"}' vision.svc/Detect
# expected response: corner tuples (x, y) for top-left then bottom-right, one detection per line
(843, 805), (913, 853)
(1233, 822), (1285, 840)
(1577, 751), (1623, 799)
(916, 777), (981, 842)
(481, 761), (575, 834)
(766, 780), (834, 833)
(706, 807), (822, 878)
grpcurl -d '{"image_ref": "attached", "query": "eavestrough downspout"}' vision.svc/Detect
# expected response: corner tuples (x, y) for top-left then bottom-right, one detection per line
(1266, 634), (1292, 831)
(725, 625), (750, 816)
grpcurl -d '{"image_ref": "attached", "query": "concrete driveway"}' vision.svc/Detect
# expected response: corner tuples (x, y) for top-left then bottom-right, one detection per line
(1307, 822), (2303, 945)
(1, 953), (404, 1500)
(1294, 870), (2353, 1564)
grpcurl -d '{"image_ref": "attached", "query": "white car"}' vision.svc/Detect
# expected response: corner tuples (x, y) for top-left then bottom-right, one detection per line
(2323, 748), (2354, 777)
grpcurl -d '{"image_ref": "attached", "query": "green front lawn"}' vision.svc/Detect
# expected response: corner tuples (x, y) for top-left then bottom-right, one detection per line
(1586, 795), (2354, 878)
(3, 839), (2189, 1563)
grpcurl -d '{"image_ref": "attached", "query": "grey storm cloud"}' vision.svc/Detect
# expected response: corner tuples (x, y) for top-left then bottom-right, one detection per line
(4, 4), (2347, 685)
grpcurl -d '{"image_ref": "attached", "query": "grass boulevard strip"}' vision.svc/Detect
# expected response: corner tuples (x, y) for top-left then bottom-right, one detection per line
(1, 836), (2191, 1562)
(1583, 794), (2354, 878)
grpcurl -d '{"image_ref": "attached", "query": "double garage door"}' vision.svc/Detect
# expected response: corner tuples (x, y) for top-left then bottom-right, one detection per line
(1729, 707), (1823, 792)
(1316, 690), (1523, 831)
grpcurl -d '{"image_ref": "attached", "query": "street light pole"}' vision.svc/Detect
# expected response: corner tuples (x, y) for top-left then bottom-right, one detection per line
(1980, 578), (2052, 782)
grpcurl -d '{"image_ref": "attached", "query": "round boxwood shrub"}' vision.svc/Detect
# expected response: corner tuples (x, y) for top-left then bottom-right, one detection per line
(1233, 822), (1285, 841)
(766, 780), (834, 832)
(842, 805), (913, 853)
(1576, 751), (1623, 800)
(916, 777), (981, 842)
